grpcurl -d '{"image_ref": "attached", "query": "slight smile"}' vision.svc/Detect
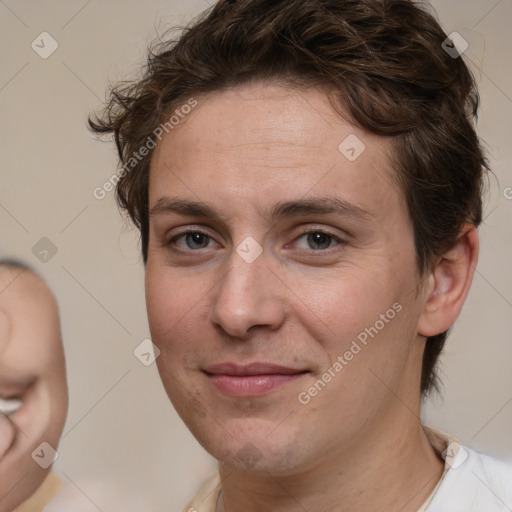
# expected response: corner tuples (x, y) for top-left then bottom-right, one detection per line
(203, 363), (310, 397)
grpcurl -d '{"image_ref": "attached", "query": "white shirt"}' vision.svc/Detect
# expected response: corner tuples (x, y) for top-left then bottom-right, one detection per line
(420, 426), (512, 511)
(182, 425), (512, 512)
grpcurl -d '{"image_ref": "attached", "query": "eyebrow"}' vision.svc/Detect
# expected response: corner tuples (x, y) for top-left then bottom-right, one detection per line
(149, 196), (374, 222)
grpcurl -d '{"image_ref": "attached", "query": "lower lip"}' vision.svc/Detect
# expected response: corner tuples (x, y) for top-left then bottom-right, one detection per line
(207, 373), (306, 397)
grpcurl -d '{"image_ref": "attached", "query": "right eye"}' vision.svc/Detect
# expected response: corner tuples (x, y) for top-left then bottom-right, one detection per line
(168, 230), (218, 251)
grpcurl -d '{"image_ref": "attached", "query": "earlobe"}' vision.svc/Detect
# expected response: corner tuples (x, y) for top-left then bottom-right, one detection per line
(417, 225), (479, 337)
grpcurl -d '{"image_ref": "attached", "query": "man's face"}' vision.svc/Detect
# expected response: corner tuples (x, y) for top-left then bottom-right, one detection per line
(146, 83), (428, 474)
(0, 268), (67, 511)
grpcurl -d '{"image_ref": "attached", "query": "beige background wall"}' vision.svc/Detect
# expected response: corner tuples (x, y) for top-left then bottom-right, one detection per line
(1, 0), (511, 509)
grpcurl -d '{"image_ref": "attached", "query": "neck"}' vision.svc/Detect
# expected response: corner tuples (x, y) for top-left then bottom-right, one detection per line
(216, 398), (444, 512)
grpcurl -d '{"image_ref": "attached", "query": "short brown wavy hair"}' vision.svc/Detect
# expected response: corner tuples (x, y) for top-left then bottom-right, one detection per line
(89, 0), (488, 397)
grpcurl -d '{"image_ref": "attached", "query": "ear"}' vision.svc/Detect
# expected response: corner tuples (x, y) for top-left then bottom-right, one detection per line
(417, 225), (479, 337)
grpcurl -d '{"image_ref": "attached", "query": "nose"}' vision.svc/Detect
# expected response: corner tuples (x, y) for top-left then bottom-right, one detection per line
(209, 248), (286, 340)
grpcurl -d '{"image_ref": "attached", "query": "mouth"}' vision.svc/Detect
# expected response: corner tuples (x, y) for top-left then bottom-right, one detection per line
(0, 397), (23, 416)
(0, 377), (34, 427)
(0, 396), (23, 461)
(0, 377), (33, 418)
(203, 362), (310, 397)
(0, 376), (38, 460)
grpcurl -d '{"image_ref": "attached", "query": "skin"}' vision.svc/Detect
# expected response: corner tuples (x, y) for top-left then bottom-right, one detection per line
(0, 266), (68, 512)
(145, 83), (478, 511)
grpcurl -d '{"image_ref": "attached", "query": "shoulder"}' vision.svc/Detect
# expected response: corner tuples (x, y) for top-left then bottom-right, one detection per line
(17, 472), (64, 511)
(428, 444), (512, 511)
(467, 448), (512, 501)
(181, 471), (221, 512)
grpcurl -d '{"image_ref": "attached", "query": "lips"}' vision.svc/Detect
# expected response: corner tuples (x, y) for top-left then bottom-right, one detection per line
(0, 381), (31, 422)
(0, 379), (33, 461)
(0, 397), (23, 415)
(204, 362), (309, 375)
(0, 375), (34, 400)
(0, 397), (22, 461)
(203, 362), (309, 397)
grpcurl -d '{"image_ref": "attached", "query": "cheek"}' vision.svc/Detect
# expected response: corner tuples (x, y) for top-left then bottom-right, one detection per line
(146, 265), (184, 335)
(0, 311), (10, 354)
(297, 267), (416, 384)
(314, 297), (419, 417)
(293, 268), (396, 345)
(145, 266), (207, 365)
(47, 350), (68, 420)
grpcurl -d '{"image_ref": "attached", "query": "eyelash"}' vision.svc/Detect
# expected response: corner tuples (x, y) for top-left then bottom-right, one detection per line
(167, 227), (347, 254)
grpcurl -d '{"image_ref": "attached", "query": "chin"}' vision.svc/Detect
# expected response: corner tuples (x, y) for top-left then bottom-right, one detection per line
(187, 415), (309, 474)
(216, 443), (311, 476)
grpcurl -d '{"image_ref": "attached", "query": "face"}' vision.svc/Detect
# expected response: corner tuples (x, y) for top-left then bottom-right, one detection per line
(0, 268), (68, 511)
(145, 83), (429, 475)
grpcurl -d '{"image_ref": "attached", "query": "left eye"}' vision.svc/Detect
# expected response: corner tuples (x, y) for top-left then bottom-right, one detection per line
(293, 231), (343, 251)
(172, 232), (215, 250)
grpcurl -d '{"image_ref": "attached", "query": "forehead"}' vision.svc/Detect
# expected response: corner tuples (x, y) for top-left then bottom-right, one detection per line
(149, 83), (401, 216)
